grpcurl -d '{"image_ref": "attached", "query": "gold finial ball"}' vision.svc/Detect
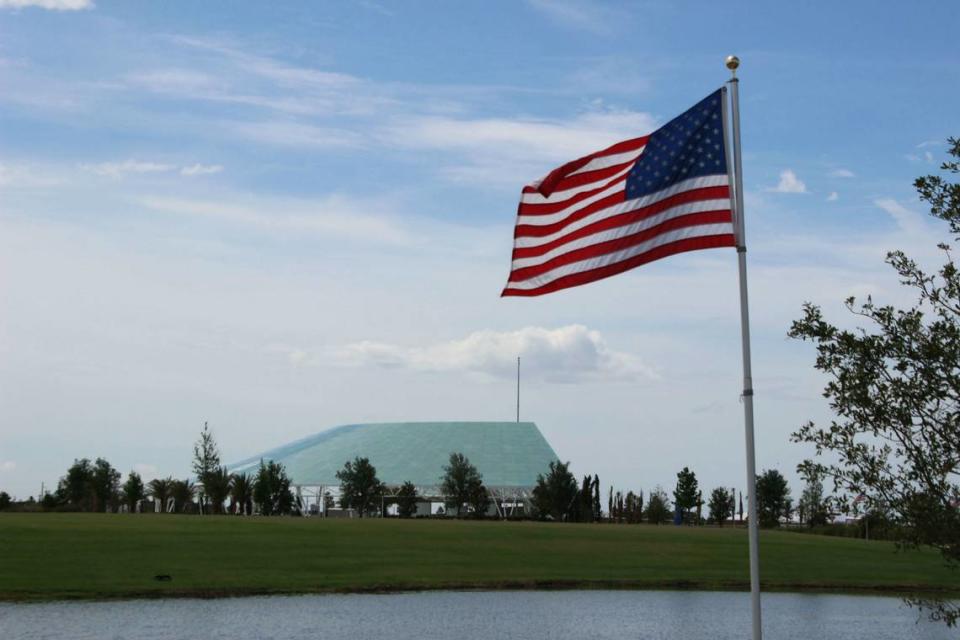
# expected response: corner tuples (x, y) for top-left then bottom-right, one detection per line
(725, 55), (740, 71)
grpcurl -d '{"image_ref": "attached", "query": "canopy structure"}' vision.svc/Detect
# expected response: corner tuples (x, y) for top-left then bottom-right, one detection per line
(229, 421), (560, 517)
(230, 421), (559, 490)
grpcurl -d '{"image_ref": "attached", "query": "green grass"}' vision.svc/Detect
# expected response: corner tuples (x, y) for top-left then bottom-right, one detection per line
(0, 513), (956, 601)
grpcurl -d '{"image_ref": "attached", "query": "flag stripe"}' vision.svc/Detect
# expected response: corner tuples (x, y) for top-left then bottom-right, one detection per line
(503, 233), (736, 296)
(519, 163), (634, 205)
(510, 209), (733, 282)
(511, 199), (731, 267)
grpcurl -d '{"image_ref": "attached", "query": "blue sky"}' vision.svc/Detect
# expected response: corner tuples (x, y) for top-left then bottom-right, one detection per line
(1, 0), (958, 501)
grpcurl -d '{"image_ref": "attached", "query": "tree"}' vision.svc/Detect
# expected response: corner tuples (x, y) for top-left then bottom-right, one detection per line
(440, 452), (485, 518)
(396, 481), (419, 518)
(148, 477), (173, 513)
(756, 469), (792, 528)
(192, 422), (221, 512)
(644, 486), (672, 524)
(738, 491), (744, 523)
(531, 460), (578, 521)
(90, 458), (120, 512)
(230, 472), (253, 515)
(254, 460), (295, 516)
(798, 474), (829, 527)
(673, 467), (699, 524)
(708, 487), (734, 526)
(467, 479), (491, 519)
(58, 458), (94, 511)
(170, 479), (196, 513)
(790, 138), (960, 626)
(592, 474), (602, 521)
(121, 471), (145, 512)
(336, 456), (384, 518)
(203, 467), (232, 515)
(0, 491), (10, 511)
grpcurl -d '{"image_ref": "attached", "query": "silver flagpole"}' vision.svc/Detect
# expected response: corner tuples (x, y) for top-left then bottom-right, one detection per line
(723, 55), (762, 640)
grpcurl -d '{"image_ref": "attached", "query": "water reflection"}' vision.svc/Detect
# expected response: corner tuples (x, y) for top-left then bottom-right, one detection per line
(0, 590), (953, 640)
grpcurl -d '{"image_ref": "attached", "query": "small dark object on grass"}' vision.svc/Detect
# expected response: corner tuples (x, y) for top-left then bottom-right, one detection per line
(154, 575), (172, 582)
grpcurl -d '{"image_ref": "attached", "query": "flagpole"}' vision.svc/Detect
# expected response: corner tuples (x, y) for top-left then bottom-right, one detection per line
(724, 54), (763, 640)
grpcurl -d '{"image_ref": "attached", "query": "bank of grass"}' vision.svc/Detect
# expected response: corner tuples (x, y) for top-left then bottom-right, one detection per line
(0, 513), (956, 601)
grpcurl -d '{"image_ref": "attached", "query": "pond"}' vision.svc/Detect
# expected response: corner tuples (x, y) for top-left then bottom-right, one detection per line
(0, 590), (953, 639)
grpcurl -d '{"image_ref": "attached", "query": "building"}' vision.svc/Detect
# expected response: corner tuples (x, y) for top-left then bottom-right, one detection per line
(229, 421), (560, 517)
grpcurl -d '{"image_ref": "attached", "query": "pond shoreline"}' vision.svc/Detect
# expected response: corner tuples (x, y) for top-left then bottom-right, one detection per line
(3, 579), (958, 604)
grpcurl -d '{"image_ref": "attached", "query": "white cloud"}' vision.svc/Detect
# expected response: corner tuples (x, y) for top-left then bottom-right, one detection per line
(767, 169), (807, 194)
(231, 121), (365, 148)
(827, 191), (839, 202)
(180, 163), (223, 177)
(82, 160), (175, 179)
(138, 194), (415, 246)
(0, 460), (16, 472)
(337, 325), (656, 383)
(0, 0), (92, 10)
(0, 163), (64, 188)
(525, 0), (619, 35)
(875, 198), (930, 236)
(829, 168), (855, 178)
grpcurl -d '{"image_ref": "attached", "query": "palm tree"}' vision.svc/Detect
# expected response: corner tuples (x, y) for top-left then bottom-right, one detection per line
(230, 472), (253, 515)
(203, 467), (232, 515)
(148, 477), (173, 513)
(170, 479), (196, 514)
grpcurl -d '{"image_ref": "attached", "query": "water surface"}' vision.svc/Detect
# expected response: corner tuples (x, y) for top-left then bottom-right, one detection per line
(0, 590), (952, 639)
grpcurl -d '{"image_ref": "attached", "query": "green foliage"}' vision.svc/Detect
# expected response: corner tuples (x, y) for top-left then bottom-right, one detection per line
(592, 474), (602, 521)
(121, 471), (144, 512)
(396, 481), (419, 518)
(335, 456), (384, 518)
(254, 460), (295, 516)
(756, 469), (792, 528)
(708, 487), (734, 526)
(673, 467), (699, 523)
(57, 458), (94, 511)
(192, 422), (221, 510)
(0, 491), (10, 511)
(90, 458), (120, 513)
(170, 479), (196, 514)
(644, 486), (671, 524)
(790, 139), (960, 626)
(230, 472), (253, 515)
(531, 460), (578, 521)
(203, 467), (232, 514)
(148, 477), (173, 513)
(798, 474), (830, 527)
(440, 452), (486, 518)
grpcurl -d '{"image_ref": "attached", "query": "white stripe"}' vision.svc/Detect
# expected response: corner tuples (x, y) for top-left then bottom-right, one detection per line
(507, 223), (734, 290)
(516, 174), (729, 229)
(568, 148), (645, 176)
(519, 164), (633, 205)
(511, 199), (730, 269)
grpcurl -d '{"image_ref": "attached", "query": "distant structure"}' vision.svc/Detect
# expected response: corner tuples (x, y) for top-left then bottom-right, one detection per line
(229, 421), (559, 517)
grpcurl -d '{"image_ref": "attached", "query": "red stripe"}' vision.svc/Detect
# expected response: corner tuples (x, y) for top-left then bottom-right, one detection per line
(521, 159), (636, 197)
(533, 136), (648, 197)
(509, 210), (733, 282)
(501, 235), (736, 297)
(519, 171), (628, 217)
(514, 184), (730, 240)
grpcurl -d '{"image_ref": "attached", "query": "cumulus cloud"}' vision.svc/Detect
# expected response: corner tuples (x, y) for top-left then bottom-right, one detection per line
(768, 169), (807, 194)
(0, 0), (92, 10)
(337, 325), (655, 383)
(829, 168), (855, 178)
(827, 191), (839, 202)
(180, 163), (223, 176)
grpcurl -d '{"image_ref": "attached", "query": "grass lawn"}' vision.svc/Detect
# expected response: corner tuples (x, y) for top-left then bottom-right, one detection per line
(0, 513), (956, 601)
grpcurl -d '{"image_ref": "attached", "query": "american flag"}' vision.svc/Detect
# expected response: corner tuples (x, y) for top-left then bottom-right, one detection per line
(502, 89), (736, 297)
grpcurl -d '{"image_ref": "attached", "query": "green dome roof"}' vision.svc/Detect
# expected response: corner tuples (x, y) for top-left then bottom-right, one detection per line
(229, 421), (559, 489)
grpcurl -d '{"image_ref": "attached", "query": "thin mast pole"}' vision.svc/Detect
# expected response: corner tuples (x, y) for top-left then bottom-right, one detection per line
(724, 55), (762, 640)
(516, 356), (520, 422)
